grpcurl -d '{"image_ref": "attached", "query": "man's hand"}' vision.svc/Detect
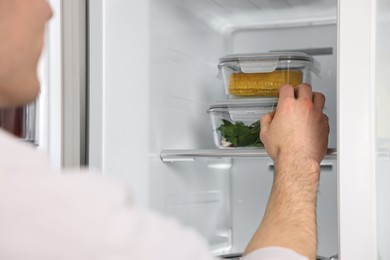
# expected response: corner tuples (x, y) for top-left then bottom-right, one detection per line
(260, 83), (329, 173)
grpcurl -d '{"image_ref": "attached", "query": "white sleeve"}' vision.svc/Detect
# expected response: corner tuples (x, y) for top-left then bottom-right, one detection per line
(242, 247), (308, 260)
(0, 171), (217, 260)
(108, 207), (217, 260)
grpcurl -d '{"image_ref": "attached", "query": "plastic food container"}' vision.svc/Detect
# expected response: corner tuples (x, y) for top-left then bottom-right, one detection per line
(218, 52), (319, 97)
(207, 98), (277, 149)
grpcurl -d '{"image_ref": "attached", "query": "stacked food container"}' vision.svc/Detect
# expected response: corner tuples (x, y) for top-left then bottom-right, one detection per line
(208, 52), (319, 149)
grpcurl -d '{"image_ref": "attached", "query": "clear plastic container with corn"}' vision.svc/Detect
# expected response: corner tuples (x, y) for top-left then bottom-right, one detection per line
(218, 52), (319, 97)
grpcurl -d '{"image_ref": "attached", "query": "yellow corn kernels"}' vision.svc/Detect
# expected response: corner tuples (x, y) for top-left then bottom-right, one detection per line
(229, 70), (303, 97)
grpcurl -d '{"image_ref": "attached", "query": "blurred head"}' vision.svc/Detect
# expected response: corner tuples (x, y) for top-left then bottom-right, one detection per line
(0, 0), (52, 107)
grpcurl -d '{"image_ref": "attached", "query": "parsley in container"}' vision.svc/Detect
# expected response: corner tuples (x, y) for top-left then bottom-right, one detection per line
(218, 52), (319, 97)
(207, 99), (277, 149)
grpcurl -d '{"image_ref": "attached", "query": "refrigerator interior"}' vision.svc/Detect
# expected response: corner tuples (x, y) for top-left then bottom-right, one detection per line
(147, 0), (338, 257)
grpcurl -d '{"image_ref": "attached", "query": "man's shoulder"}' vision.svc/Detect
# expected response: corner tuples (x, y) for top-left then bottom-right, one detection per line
(0, 129), (51, 174)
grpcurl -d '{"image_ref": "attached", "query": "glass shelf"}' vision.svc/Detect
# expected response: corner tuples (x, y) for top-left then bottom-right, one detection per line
(160, 148), (337, 162)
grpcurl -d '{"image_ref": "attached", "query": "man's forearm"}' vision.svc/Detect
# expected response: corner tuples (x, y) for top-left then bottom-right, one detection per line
(244, 156), (320, 260)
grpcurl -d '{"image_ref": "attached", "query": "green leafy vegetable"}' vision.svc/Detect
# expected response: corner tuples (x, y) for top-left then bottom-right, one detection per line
(217, 119), (263, 147)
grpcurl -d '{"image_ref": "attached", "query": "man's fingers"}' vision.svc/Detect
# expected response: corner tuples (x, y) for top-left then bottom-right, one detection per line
(278, 84), (295, 100)
(323, 113), (329, 122)
(260, 111), (274, 139)
(313, 92), (326, 111)
(294, 83), (313, 100)
(323, 114), (330, 131)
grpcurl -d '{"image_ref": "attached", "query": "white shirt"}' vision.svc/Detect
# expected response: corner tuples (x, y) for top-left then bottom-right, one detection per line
(0, 130), (307, 260)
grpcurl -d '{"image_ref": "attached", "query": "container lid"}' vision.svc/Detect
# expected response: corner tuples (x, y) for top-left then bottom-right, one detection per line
(219, 52), (313, 63)
(218, 52), (320, 75)
(208, 98), (278, 110)
(208, 98), (277, 121)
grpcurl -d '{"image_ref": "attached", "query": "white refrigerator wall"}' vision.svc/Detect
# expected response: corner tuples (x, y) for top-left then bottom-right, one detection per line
(149, 0), (227, 151)
(148, 0), (233, 254)
(89, 0), (338, 257)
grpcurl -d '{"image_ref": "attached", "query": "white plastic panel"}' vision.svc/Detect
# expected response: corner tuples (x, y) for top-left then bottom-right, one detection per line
(149, 0), (227, 151)
(338, 0), (377, 258)
(375, 0), (390, 259)
(89, 0), (151, 205)
(148, 0), (234, 253)
(165, 0), (336, 33)
(376, 159), (390, 259)
(37, 0), (63, 169)
(230, 158), (273, 254)
(231, 158), (337, 257)
(150, 157), (233, 255)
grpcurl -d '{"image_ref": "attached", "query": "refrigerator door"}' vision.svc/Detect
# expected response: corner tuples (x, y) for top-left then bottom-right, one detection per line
(88, 0), (151, 205)
(339, 0), (390, 259)
(37, 0), (87, 169)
